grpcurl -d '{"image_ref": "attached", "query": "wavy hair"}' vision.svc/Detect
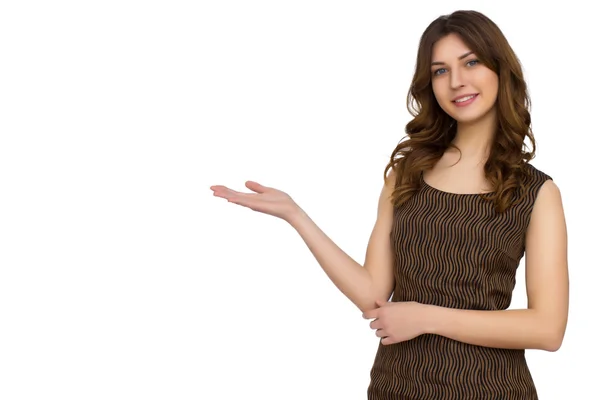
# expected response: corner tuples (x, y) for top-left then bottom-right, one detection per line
(384, 10), (536, 213)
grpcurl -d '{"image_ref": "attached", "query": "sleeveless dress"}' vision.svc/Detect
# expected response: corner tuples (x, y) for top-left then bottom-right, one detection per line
(367, 163), (552, 400)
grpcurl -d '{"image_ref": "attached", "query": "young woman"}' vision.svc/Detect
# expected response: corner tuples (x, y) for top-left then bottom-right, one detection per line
(210, 10), (568, 399)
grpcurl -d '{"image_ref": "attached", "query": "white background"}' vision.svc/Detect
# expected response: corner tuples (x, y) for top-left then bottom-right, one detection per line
(1, 1), (597, 399)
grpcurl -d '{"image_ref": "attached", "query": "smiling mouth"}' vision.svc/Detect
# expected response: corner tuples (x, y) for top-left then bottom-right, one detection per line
(453, 94), (478, 103)
(452, 94), (478, 107)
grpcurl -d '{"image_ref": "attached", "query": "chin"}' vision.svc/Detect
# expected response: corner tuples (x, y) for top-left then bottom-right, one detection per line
(453, 114), (484, 124)
(445, 105), (495, 125)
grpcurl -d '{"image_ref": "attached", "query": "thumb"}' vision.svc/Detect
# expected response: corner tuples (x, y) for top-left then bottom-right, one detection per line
(245, 181), (268, 193)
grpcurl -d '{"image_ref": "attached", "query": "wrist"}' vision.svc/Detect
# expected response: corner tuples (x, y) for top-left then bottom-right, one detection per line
(421, 303), (442, 335)
(286, 205), (309, 228)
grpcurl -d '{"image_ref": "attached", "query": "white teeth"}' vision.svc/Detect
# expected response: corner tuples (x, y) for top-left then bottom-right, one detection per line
(455, 95), (475, 103)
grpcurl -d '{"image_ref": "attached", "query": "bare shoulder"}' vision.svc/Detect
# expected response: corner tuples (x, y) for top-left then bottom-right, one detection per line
(528, 178), (565, 235)
(533, 179), (564, 213)
(539, 178), (561, 195)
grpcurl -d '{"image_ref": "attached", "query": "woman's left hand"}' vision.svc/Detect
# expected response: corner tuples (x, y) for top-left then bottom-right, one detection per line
(362, 299), (433, 345)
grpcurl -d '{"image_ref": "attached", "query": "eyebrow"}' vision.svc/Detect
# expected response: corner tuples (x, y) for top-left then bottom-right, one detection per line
(431, 51), (474, 66)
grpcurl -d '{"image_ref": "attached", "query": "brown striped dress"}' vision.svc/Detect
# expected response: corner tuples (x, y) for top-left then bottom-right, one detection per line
(367, 163), (552, 400)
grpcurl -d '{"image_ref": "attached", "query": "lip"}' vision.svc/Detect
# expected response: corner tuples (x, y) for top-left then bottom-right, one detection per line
(452, 93), (478, 102)
(452, 93), (478, 107)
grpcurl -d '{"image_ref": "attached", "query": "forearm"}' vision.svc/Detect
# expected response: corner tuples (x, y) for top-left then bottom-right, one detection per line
(288, 208), (373, 311)
(425, 306), (562, 351)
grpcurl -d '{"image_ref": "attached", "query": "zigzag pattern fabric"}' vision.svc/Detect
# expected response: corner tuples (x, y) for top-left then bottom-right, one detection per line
(368, 163), (551, 399)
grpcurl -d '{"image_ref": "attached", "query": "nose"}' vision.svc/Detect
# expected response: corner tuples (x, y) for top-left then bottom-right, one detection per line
(450, 69), (465, 90)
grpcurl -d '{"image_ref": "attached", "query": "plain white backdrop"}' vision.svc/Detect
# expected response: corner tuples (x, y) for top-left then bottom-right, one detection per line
(1, 1), (598, 399)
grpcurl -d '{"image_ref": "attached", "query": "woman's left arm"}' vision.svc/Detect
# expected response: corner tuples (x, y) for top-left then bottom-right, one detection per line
(423, 180), (569, 351)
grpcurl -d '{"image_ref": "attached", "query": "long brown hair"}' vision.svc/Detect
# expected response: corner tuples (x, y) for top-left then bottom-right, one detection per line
(384, 10), (536, 213)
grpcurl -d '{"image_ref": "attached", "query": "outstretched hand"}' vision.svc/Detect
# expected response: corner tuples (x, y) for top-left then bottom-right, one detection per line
(210, 181), (301, 222)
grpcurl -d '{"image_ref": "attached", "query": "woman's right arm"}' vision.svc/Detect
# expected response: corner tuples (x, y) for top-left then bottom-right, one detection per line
(288, 171), (396, 313)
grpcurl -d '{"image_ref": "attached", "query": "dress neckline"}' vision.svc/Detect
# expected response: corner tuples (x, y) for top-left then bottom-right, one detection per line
(420, 172), (494, 196)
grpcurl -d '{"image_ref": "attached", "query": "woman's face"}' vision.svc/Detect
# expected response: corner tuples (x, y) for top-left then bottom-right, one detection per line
(430, 33), (499, 125)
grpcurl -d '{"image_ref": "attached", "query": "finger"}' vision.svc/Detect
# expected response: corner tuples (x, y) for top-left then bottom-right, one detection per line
(210, 185), (233, 196)
(210, 185), (231, 191)
(375, 329), (387, 338)
(212, 187), (258, 201)
(245, 181), (269, 193)
(369, 319), (380, 330)
(362, 310), (377, 319)
(210, 187), (252, 206)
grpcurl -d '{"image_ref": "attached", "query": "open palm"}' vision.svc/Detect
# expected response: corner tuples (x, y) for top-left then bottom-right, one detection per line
(210, 181), (300, 222)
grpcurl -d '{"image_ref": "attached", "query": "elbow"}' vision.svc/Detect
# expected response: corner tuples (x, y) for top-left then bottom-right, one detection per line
(356, 291), (381, 314)
(537, 311), (567, 352)
(542, 330), (565, 352)
(356, 288), (393, 314)
(357, 297), (381, 315)
(357, 302), (377, 315)
(544, 341), (561, 353)
(545, 335), (564, 352)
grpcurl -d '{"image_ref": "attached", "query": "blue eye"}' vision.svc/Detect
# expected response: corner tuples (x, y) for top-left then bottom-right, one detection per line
(433, 59), (479, 76)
